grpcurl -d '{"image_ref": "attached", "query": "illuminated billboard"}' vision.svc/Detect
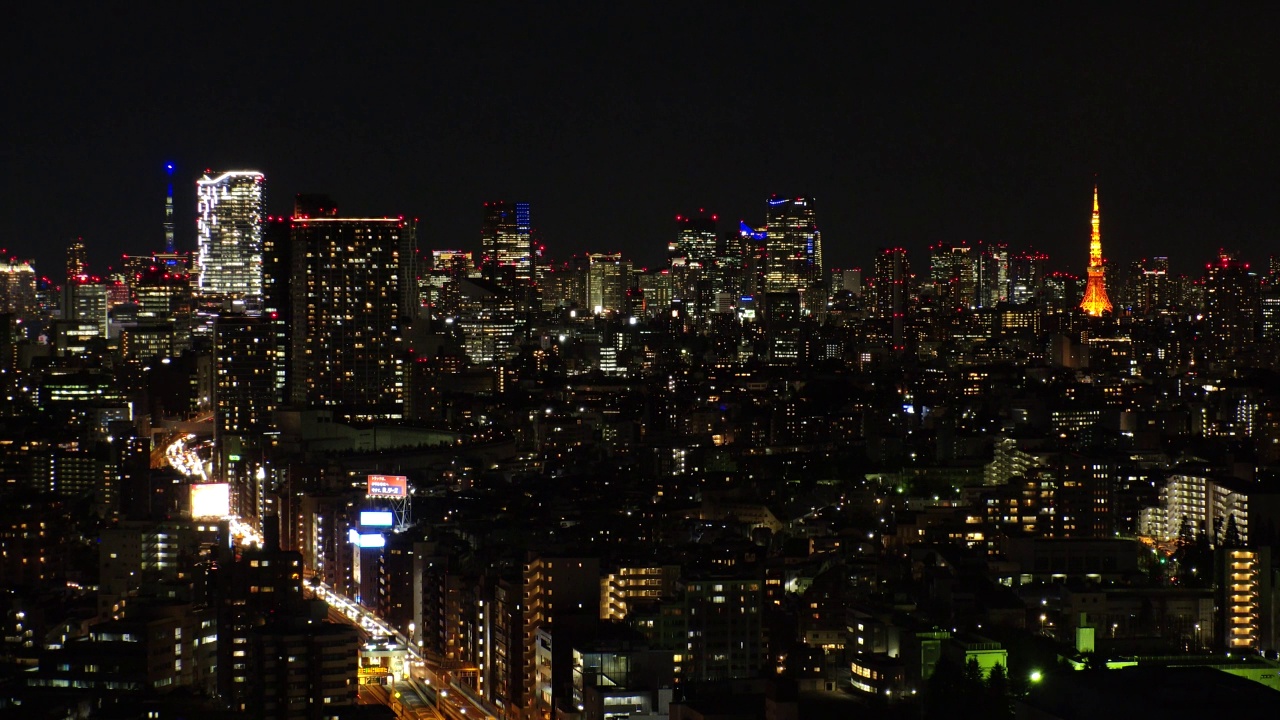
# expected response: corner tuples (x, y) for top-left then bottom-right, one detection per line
(360, 510), (395, 527)
(348, 528), (386, 548)
(367, 475), (408, 498)
(190, 483), (231, 518)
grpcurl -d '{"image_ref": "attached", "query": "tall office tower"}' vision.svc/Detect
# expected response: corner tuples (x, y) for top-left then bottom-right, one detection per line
(715, 228), (746, 296)
(68, 280), (109, 338)
(671, 213), (717, 318)
(1203, 251), (1261, 353)
(586, 253), (632, 315)
(929, 243), (976, 310)
(196, 171), (265, 300)
(1137, 256), (1171, 314)
(457, 279), (523, 365)
(739, 221), (769, 299)
(977, 241), (1009, 307)
(481, 201), (533, 287)
(261, 217), (293, 397)
(130, 264), (192, 320)
(1261, 290), (1280, 342)
(261, 193), (335, 400)
(671, 212), (718, 266)
(830, 267), (862, 295)
(873, 247), (910, 353)
(289, 213), (415, 421)
(0, 260), (37, 319)
(1008, 251), (1048, 304)
(764, 196), (821, 293)
(213, 314), (279, 526)
(66, 238), (88, 281)
(61, 237), (108, 335)
(420, 249), (472, 318)
(1079, 183), (1113, 316)
(163, 162), (176, 253)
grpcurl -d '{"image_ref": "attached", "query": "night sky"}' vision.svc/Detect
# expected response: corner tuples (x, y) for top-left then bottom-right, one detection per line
(3, 5), (1277, 277)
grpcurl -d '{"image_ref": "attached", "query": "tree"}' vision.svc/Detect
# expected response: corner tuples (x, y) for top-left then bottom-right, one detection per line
(1224, 513), (1244, 548)
(985, 664), (1014, 720)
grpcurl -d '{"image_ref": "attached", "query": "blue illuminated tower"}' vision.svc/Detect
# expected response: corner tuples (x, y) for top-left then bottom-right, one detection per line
(164, 162), (176, 253)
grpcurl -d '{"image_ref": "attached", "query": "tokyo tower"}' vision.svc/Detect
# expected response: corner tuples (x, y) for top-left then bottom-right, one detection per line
(1079, 182), (1113, 316)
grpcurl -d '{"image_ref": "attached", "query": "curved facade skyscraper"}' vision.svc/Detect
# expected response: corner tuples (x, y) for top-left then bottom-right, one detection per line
(197, 171), (265, 300)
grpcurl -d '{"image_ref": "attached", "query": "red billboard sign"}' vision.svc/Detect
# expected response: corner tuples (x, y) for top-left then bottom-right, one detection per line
(367, 474), (408, 498)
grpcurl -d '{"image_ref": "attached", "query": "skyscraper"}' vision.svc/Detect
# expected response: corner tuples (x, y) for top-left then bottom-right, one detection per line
(671, 212), (718, 318)
(66, 238), (88, 281)
(481, 201), (533, 287)
(671, 212), (718, 266)
(929, 243), (976, 310)
(0, 260), (37, 319)
(1079, 183), (1113, 316)
(196, 171), (265, 300)
(213, 313), (279, 526)
(289, 213), (416, 421)
(1204, 251), (1260, 354)
(874, 247), (910, 353)
(764, 196), (821, 294)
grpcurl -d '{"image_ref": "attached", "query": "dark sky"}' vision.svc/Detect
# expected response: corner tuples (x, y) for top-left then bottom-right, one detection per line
(3, 5), (1277, 278)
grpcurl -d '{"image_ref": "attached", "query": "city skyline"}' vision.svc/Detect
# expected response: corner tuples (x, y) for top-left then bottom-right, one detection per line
(9, 8), (1280, 720)
(3, 6), (1278, 277)
(5, 174), (1274, 286)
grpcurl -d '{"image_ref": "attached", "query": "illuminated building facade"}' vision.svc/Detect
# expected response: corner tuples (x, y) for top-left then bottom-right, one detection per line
(289, 216), (414, 421)
(977, 241), (1009, 308)
(457, 278), (522, 365)
(0, 260), (37, 318)
(671, 212), (718, 266)
(131, 264), (193, 320)
(1135, 256), (1171, 314)
(873, 247), (910, 352)
(1218, 547), (1272, 652)
(1203, 251), (1260, 354)
(671, 213), (718, 318)
(764, 196), (821, 293)
(683, 576), (765, 681)
(1079, 184), (1113, 316)
(214, 314), (279, 523)
(420, 249), (473, 318)
(66, 238), (87, 281)
(196, 171), (265, 300)
(164, 162), (176, 253)
(481, 201), (533, 287)
(68, 280), (109, 338)
(1008, 251), (1048, 304)
(587, 252), (631, 316)
(930, 243), (976, 310)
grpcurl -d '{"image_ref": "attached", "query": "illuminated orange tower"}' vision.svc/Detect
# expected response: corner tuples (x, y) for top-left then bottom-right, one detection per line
(1079, 183), (1113, 316)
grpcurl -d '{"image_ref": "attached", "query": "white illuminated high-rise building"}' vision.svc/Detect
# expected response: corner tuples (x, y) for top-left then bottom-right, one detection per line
(197, 171), (265, 300)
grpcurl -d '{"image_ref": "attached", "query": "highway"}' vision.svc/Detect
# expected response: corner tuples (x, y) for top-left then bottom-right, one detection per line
(361, 680), (442, 719)
(309, 581), (499, 719)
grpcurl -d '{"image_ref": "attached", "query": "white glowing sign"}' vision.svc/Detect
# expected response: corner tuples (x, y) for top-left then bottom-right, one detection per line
(190, 483), (231, 518)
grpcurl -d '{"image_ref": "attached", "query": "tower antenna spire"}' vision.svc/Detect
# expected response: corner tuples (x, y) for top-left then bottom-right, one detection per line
(164, 162), (176, 253)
